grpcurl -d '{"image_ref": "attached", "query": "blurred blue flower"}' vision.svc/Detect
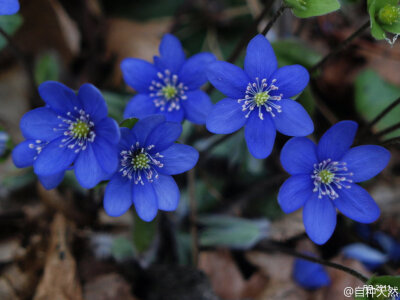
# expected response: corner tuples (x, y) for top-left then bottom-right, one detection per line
(278, 121), (390, 244)
(103, 115), (199, 221)
(0, 0), (19, 15)
(342, 243), (388, 270)
(374, 231), (400, 261)
(206, 34), (313, 159)
(12, 81), (120, 189)
(0, 130), (8, 156)
(293, 256), (330, 290)
(121, 34), (216, 124)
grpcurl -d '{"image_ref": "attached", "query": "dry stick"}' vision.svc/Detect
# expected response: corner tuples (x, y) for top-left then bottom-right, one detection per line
(0, 27), (38, 100)
(188, 168), (199, 266)
(257, 242), (369, 283)
(309, 20), (370, 74)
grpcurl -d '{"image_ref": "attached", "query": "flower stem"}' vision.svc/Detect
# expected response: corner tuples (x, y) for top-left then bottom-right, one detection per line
(257, 242), (369, 283)
(261, 3), (287, 36)
(368, 97), (400, 129)
(309, 20), (370, 73)
(376, 121), (400, 137)
(381, 136), (400, 146)
(0, 27), (38, 101)
(188, 168), (199, 266)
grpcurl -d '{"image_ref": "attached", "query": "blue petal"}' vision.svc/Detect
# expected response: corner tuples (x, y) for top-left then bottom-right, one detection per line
(38, 171), (65, 190)
(123, 94), (156, 120)
(335, 183), (380, 223)
(155, 34), (186, 74)
(342, 243), (388, 270)
(280, 137), (318, 175)
(207, 61), (249, 99)
(0, 0), (19, 15)
(342, 145), (390, 183)
(119, 127), (136, 151)
(244, 34), (277, 81)
(95, 117), (121, 145)
(303, 194), (337, 245)
(152, 174), (180, 211)
(179, 52), (216, 89)
(77, 83), (108, 122)
(146, 121), (182, 152)
(374, 232), (400, 261)
(182, 90), (213, 125)
(273, 99), (314, 137)
(33, 136), (78, 176)
(121, 58), (158, 93)
(92, 137), (119, 174)
(156, 107), (184, 123)
(158, 144), (199, 175)
(74, 144), (109, 188)
(132, 115), (166, 146)
(206, 98), (247, 134)
(278, 175), (314, 213)
(293, 257), (330, 290)
(104, 174), (132, 217)
(270, 65), (309, 98)
(12, 140), (38, 168)
(244, 113), (276, 159)
(38, 81), (80, 115)
(20, 107), (61, 140)
(317, 121), (358, 161)
(132, 180), (158, 221)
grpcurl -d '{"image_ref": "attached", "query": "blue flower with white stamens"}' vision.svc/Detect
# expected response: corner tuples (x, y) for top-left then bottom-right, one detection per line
(12, 81), (120, 189)
(121, 34), (216, 124)
(0, 0), (19, 15)
(206, 34), (313, 159)
(278, 121), (391, 245)
(103, 115), (199, 221)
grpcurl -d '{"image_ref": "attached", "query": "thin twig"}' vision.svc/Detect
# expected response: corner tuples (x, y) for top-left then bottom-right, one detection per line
(0, 27), (38, 100)
(188, 168), (199, 266)
(309, 20), (370, 74)
(257, 242), (369, 283)
(261, 3), (287, 36)
(375, 121), (400, 137)
(381, 136), (400, 146)
(368, 97), (400, 129)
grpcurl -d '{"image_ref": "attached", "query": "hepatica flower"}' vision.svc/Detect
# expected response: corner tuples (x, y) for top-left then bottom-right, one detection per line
(278, 121), (390, 244)
(293, 256), (330, 290)
(12, 81), (120, 189)
(0, 0), (19, 15)
(121, 34), (216, 124)
(103, 115), (199, 221)
(206, 34), (313, 159)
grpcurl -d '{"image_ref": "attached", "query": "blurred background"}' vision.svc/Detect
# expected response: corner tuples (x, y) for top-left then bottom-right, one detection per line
(0, 0), (399, 299)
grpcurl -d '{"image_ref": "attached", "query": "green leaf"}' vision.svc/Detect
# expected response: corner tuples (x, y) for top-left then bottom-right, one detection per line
(111, 237), (135, 262)
(355, 70), (400, 138)
(198, 215), (270, 249)
(0, 14), (23, 50)
(34, 53), (60, 84)
(132, 212), (157, 253)
(102, 91), (130, 123)
(355, 275), (400, 299)
(119, 117), (139, 129)
(285, 0), (341, 18)
(368, 0), (400, 40)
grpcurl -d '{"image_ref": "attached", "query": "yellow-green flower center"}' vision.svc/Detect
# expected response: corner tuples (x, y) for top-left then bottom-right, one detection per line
(254, 91), (270, 106)
(162, 84), (178, 100)
(72, 121), (90, 138)
(318, 169), (334, 185)
(132, 153), (150, 170)
(378, 4), (400, 25)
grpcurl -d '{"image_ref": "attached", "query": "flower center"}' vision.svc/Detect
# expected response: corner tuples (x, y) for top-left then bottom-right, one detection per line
(120, 142), (164, 185)
(149, 69), (188, 112)
(132, 153), (150, 170)
(312, 159), (353, 200)
(238, 77), (283, 120)
(54, 107), (96, 153)
(378, 4), (400, 25)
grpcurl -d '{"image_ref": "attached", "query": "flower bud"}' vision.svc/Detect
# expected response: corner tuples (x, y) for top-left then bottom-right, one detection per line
(378, 4), (400, 25)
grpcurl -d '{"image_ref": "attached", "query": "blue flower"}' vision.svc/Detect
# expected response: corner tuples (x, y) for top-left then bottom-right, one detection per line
(278, 121), (391, 244)
(0, 0), (19, 15)
(374, 232), (400, 262)
(121, 34), (216, 124)
(293, 255), (330, 290)
(103, 115), (199, 221)
(206, 34), (313, 159)
(12, 81), (120, 190)
(342, 243), (388, 270)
